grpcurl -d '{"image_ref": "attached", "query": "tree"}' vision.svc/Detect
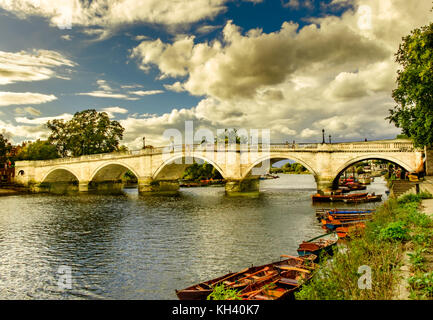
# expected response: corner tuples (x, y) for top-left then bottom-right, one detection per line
(0, 134), (12, 164)
(47, 109), (125, 157)
(388, 23), (433, 147)
(183, 162), (223, 181)
(215, 128), (248, 144)
(15, 140), (59, 161)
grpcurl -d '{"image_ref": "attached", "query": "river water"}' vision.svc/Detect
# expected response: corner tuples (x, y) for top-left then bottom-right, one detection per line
(0, 174), (388, 300)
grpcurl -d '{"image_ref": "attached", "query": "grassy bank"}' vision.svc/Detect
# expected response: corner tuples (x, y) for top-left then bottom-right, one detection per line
(295, 192), (433, 300)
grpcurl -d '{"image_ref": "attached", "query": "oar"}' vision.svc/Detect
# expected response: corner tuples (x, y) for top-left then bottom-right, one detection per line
(276, 266), (310, 273)
(226, 267), (270, 286)
(279, 255), (304, 261)
(212, 267), (250, 286)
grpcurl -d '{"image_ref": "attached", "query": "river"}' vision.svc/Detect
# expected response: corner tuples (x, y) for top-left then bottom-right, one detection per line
(0, 174), (388, 299)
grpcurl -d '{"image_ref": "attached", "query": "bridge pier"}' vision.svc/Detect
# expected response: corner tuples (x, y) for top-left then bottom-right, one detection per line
(78, 181), (89, 192)
(138, 177), (179, 195)
(315, 176), (336, 195)
(225, 178), (260, 196)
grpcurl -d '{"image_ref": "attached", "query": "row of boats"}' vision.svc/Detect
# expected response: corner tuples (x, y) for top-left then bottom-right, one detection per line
(175, 207), (377, 300)
(316, 208), (375, 239)
(175, 254), (318, 300)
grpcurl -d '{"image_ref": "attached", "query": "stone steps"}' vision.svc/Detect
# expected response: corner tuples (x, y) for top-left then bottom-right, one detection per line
(391, 181), (419, 198)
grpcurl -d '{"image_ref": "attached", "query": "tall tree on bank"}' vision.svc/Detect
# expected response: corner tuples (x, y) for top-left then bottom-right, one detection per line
(388, 22), (433, 148)
(47, 109), (125, 157)
(15, 140), (59, 161)
(0, 134), (12, 163)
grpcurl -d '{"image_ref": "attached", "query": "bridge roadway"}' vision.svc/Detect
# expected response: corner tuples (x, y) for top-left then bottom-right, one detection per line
(13, 139), (424, 196)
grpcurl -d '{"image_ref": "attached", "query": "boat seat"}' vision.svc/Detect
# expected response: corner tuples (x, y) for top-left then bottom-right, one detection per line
(278, 278), (299, 286)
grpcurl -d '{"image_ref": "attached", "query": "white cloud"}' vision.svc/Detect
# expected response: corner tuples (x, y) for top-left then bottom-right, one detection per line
(77, 80), (141, 100)
(0, 92), (57, 106)
(101, 106), (128, 114)
(0, 49), (75, 85)
(0, 0), (262, 38)
(4, 0), (433, 147)
(129, 90), (164, 96)
(123, 0), (432, 146)
(15, 113), (73, 125)
(14, 106), (41, 116)
(77, 91), (139, 100)
(96, 79), (113, 92)
(164, 81), (185, 92)
(100, 106), (129, 118)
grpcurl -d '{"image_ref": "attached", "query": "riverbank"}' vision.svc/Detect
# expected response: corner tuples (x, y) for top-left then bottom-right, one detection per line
(0, 187), (28, 196)
(295, 191), (433, 300)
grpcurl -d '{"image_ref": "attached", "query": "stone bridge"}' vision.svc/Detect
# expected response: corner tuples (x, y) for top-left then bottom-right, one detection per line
(13, 139), (424, 195)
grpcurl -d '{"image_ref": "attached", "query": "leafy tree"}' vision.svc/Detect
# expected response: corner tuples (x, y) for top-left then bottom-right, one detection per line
(47, 109), (124, 157)
(0, 134), (12, 163)
(183, 162), (223, 181)
(215, 128), (248, 144)
(388, 23), (433, 147)
(15, 140), (59, 161)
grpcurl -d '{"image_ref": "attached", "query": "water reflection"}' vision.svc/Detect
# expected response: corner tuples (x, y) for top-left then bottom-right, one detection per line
(0, 175), (387, 299)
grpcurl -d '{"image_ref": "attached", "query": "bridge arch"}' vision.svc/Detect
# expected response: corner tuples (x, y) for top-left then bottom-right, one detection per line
(41, 167), (79, 183)
(242, 153), (319, 180)
(333, 153), (415, 178)
(89, 161), (140, 182)
(152, 153), (226, 180)
(331, 153), (417, 188)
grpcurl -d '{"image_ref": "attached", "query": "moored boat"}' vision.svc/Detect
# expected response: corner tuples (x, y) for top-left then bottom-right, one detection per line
(336, 223), (366, 239)
(343, 194), (382, 204)
(297, 233), (338, 260)
(175, 255), (316, 300)
(322, 218), (372, 231)
(238, 267), (313, 300)
(312, 192), (368, 203)
(315, 208), (375, 221)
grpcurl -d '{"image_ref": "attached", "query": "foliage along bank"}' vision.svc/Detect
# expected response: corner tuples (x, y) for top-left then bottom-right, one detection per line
(295, 192), (433, 300)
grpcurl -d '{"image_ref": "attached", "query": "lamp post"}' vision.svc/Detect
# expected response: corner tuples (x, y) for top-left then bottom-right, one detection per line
(142, 137), (146, 149)
(329, 135), (332, 144)
(322, 129), (325, 144)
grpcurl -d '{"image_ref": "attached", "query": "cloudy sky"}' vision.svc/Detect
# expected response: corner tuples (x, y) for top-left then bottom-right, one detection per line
(0, 0), (432, 148)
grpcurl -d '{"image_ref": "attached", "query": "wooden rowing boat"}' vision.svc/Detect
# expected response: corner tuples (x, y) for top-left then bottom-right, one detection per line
(312, 193), (368, 203)
(343, 194), (382, 204)
(175, 255), (316, 300)
(239, 266), (315, 300)
(336, 223), (366, 239)
(322, 218), (371, 231)
(315, 208), (375, 221)
(297, 233), (338, 260)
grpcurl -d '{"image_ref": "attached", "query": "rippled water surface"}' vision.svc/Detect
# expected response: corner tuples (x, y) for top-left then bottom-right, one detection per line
(0, 175), (388, 299)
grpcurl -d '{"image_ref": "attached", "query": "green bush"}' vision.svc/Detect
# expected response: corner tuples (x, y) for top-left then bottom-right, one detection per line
(379, 221), (410, 242)
(408, 248), (427, 270)
(398, 192), (433, 205)
(409, 271), (433, 299)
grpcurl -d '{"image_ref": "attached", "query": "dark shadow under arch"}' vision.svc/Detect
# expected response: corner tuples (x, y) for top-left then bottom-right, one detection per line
(331, 157), (408, 189)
